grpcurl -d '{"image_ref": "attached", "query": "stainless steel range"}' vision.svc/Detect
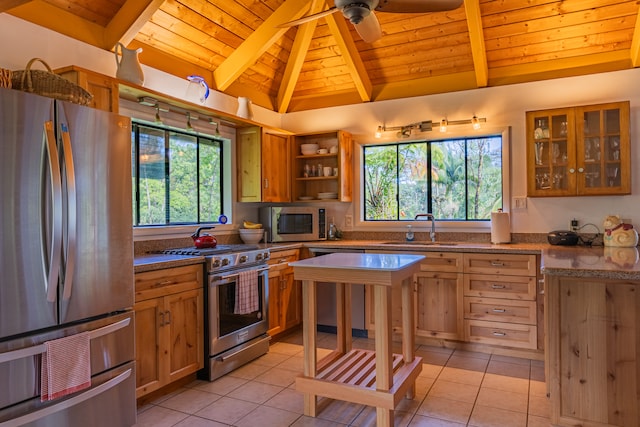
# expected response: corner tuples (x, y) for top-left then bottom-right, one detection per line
(162, 245), (271, 381)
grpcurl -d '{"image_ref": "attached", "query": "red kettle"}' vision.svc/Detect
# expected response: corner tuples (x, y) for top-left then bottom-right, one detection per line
(191, 226), (217, 249)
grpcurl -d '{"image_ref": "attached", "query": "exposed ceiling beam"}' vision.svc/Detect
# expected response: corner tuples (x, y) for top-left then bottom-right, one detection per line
(630, 7), (640, 67)
(276, 0), (326, 113)
(213, 0), (311, 92)
(0, 0), (32, 13)
(9, 0), (105, 46)
(464, 0), (488, 88)
(373, 71), (478, 101)
(324, 12), (372, 102)
(104, 0), (165, 49)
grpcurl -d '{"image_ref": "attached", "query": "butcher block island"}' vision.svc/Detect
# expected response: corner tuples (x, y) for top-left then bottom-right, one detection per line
(542, 246), (640, 427)
(290, 252), (424, 427)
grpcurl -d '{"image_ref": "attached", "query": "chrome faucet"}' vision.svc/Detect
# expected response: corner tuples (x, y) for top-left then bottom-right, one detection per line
(414, 213), (436, 242)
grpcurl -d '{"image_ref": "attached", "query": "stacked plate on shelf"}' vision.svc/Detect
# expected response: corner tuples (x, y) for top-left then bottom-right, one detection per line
(317, 192), (338, 199)
(298, 196), (314, 201)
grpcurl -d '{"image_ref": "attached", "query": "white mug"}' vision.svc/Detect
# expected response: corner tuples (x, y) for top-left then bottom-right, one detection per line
(323, 166), (332, 177)
(333, 167), (339, 176)
(317, 148), (328, 154)
(329, 145), (338, 154)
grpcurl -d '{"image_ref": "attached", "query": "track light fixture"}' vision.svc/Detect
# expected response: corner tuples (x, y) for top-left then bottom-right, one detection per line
(375, 116), (486, 138)
(154, 103), (163, 124)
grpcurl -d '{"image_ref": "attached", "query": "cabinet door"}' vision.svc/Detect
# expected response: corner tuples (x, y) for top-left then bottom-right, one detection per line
(526, 108), (576, 196)
(415, 271), (464, 340)
(134, 297), (165, 398)
(576, 102), (630, 195)
(56, 66), (119, 112)
(262, 131), (291, 202)
(165, 288), (204, 383)
(337, 130), (353, 202)
(267, 269), (284, 336)
(548, 277), (639, 426)
(282, 271), (301, 330)
(237, 126), (262, 202)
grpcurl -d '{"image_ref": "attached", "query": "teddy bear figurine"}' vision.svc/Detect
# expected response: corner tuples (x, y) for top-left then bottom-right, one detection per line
(603, 214), (639, 247)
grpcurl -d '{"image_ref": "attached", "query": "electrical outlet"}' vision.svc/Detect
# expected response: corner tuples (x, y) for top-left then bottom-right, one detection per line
(570, 218), (579, 232)
(513, 197), (527, 209)
(345, 214), (353, 227)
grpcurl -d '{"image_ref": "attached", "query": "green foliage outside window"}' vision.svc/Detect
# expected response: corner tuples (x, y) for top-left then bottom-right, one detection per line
(131, 123), (223, 226)
(364, 136), (503, 221)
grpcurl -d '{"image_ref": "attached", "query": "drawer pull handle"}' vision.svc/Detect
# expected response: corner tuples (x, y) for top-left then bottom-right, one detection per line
(490, 261), (505, 267)
(492, 308), (506, 313)
(492, 331), (507, 337)
(157, 280), (175, 286)
(491, 284), (506, 289)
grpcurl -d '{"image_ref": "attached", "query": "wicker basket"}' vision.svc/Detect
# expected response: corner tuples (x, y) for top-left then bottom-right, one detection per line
(11, 58), (92, 105)
(0, 68), (11, 88)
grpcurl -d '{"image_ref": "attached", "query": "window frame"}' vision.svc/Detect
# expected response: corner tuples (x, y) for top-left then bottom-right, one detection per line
(354, 126), (511, 232)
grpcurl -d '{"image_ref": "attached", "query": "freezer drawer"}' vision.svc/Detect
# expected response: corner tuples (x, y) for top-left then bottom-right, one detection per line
(0, 361), (136, 427)
(0, 311), (134, 414)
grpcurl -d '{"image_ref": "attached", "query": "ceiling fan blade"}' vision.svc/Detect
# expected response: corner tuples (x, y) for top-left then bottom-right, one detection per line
(354, 11), (382, 43)
(278, 6), (339, 28)
(376, 0), (464, 13)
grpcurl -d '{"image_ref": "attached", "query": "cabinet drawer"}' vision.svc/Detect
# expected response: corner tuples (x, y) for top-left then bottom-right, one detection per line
(464, 319), (537, 349)
(464, 274), (536, 300)
(464, 297), (536, 325)
(463, 253), (537, 276)
(419, 252), (463, 273)
(267, 249), (299, 274)
(135, 264), (203, 302)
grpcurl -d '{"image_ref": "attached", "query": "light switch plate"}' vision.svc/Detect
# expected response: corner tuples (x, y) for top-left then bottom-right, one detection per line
(345, 214), (353, 227)
(513, 197), (527, 209)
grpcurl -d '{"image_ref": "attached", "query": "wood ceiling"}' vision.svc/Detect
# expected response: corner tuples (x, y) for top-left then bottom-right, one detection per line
(4, 0), (640, 113)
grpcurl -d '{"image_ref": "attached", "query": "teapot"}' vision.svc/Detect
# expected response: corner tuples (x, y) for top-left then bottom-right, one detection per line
(191, 226), (217, 249)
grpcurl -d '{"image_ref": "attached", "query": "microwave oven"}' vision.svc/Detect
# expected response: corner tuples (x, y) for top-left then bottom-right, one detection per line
(259, 206), (326, 242)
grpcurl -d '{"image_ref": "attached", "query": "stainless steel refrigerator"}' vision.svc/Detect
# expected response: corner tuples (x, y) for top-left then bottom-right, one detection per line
(0, 88), (136, 426)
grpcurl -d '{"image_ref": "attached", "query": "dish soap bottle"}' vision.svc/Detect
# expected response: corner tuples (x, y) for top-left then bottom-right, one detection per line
(328, 219), (337, 240)
(406, 225), (414, 241)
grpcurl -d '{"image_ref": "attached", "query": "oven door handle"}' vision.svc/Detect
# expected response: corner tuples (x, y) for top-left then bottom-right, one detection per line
(217, 266), (269, 281)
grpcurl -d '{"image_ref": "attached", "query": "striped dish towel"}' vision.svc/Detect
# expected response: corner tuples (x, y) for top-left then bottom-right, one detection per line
(234, 270), (259, 314)
(41, 331), (91, 401)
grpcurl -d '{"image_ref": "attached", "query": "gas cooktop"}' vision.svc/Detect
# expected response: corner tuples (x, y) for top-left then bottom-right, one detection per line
(160, 244), (269, 273)
(160, 244), (259, 256)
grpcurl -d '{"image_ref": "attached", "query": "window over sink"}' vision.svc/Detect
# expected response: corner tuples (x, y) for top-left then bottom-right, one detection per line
(360, 128), (510, 226)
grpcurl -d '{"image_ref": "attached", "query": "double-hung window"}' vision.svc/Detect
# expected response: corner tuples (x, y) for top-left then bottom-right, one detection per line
(131, 122), (224, 226)
(363, 135), (504, 222)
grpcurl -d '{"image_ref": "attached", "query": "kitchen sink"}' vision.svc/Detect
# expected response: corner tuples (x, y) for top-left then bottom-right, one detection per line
(381, 241), (458, 246)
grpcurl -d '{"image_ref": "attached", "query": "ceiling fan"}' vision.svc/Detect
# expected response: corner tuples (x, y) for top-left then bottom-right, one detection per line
(280, 0), (464, 43)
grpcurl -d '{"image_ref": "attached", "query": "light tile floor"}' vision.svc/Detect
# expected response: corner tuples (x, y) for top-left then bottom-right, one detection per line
(136, 331), (551, 427)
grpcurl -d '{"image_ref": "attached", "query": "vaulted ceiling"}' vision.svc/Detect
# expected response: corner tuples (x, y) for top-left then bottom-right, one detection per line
(4, 0), (640, 113)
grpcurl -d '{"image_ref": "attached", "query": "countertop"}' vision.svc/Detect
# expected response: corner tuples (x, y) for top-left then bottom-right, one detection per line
(541, 245), (640, 280)
(134, 240), (640, 281)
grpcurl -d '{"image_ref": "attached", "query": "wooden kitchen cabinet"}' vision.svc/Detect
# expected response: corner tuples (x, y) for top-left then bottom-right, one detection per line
(365, 251), (464, 341)
(55, 65), (119, 112)
(292, 130), (352, 202)
(463, 253), (538, 349)
(526, 101), (630, 197)
(546, 275), (639, 427)
(134, 264), (204, 398)
(237, 126), (291, 202)
(267, 249), (301, 336)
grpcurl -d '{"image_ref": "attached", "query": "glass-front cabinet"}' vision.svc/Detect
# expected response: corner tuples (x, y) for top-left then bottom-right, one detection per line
(526, 101), (630, 197)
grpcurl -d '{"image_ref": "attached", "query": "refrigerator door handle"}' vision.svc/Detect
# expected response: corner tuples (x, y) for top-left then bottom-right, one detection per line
(43, 121), (63, 303)
(0, 317), (130, 364)
(0, 368), (132, 427)
(59, 124), (77, 301)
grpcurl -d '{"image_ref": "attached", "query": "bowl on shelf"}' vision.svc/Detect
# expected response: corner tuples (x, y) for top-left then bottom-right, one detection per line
(300, 143), (319, 155)
(298, 196), (314, 201)
(317, 192), (338, 199)
(239, 228), (264, 244)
